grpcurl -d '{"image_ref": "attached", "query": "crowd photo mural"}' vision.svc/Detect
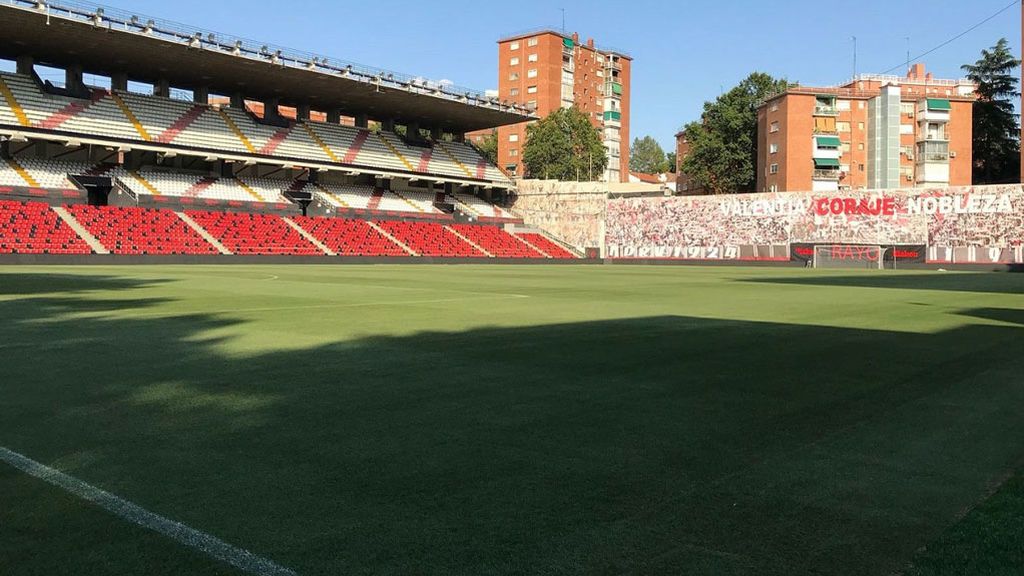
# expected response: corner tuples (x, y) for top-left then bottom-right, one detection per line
(604, 184), (1024, 264)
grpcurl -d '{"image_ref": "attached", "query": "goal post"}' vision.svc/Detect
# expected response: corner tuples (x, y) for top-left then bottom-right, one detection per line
(813, 245), (887, 269)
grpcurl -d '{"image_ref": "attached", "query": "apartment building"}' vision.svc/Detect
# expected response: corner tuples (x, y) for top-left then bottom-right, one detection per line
(756, 64), (976, 193)
(488, 30), (631, 183)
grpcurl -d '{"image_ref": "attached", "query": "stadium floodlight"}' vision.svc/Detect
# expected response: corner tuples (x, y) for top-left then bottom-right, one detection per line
(143, 20), (154, 33)
(232, 41), (242, 55)
(208, 33), (216, 43)
(63, 140), (80, 148)
(204, 155), (219, 162)
(129, 15), (138, 26)
(91, 8), (103, 25)
(307, 58), (318, 70)
(34, 1), (46, 12)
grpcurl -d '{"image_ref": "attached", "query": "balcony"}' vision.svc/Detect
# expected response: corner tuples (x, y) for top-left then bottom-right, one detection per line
(813, 169), (841, 180)
(920, 132), (948, 142)
(813, 105), (839, 116)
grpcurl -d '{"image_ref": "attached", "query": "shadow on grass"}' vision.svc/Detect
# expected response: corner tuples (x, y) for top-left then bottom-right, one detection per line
(1, 273), (1023, 576)
(745, 271), (1024, 295)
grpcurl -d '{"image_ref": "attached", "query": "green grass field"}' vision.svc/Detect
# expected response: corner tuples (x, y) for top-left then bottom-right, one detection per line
(1, 264), (1022, 575)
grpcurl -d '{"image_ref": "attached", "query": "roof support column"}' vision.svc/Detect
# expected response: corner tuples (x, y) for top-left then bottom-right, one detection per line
(326, 109), (341, 124)
(263, 98), (281, 123)
(354, 114), (369, 129)
(430, 127), (443, 141)
(381, 118), (395, 132)
(153, 78), (170, 98)
(453, 133), (466, 143)
(15, 55), (33, 76)
(193, 86), (209, 105)
(65, 64), (84, 93)
(296, 103), (311, 121)
(406, 121), (420, 139)
(230, 93), (245, 109)
(110, 72), (128, 92)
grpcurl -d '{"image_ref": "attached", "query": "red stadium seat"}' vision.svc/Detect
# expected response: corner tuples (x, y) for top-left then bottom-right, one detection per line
(0, 200), (91, 255)
(449, 224), (545, 258)
(290, 215), (408, 257)
(68, 205), (219, 255)
(374, 220), (483, 257)
(185, 210), (321, 256)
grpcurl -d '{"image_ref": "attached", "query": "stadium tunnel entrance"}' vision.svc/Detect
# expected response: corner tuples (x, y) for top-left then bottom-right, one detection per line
(70, 175), (112, 207)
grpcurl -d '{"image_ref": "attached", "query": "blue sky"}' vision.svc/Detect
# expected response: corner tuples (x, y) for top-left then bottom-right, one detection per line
(8, 0), (1022, 151)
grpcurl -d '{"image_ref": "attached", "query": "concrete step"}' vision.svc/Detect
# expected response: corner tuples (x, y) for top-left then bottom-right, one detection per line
(175, 211), (232, 255)
(51, 206), (109, 254)
(281, 217), (337, 256)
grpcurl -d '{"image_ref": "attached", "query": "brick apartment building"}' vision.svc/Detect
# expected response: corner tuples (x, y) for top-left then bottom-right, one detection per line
(478, 30), (631, 183)
(756, 64), (976, 193)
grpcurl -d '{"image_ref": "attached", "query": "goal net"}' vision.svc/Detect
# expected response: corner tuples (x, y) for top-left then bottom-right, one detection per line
(813, 245), (887, 269)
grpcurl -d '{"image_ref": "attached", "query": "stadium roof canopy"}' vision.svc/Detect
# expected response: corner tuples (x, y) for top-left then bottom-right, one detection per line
(0, 0), (535, 133)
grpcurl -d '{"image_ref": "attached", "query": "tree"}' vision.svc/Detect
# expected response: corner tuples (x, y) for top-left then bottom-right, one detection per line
(475, 131), (498, 165)
(522, 106), (608, 181)
(680, 72), (790, 194)
(666, 152), (677, 173)
(962, 38), (1021, 184)
(629, 136), (668, 173)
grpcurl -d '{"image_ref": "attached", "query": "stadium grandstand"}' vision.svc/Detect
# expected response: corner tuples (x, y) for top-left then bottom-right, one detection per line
(0, 0), (584, 261)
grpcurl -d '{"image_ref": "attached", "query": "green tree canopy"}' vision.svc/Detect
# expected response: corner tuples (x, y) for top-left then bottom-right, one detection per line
(474, 131), (498, 165)
(522, 106), (608, 181)
(680, 72), (790, 194)
(962, 38), (1021, 184)
(666, 152), (677, 173)
(629, 136), (669, 173)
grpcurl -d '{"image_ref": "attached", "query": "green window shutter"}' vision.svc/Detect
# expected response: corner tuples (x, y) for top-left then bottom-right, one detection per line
(563, 37), (575, 48)
(611, 83), (622, 95)
(926, 98), (951, 111)
(815, 136), (841, 148)
(603, 111), (621, 121)
(814, 158), (840, 168)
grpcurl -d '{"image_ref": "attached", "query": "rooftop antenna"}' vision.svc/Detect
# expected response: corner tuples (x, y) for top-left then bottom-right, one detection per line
(561, 8), (565, 34)
(905, 36), (910, 73)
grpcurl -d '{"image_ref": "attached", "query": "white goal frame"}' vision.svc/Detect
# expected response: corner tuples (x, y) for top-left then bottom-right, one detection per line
(812, 245), (888, 270)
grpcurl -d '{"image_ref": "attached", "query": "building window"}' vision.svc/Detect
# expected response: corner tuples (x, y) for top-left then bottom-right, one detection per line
(527, 37), (538, 47)
(509, 134), (519, 142)
(509, 72), (519, 81)
(857, 122), (865, 131)
(841, 142), (851, 153)
(510, 42), (519, 51)
(837, 100), (851, 111)
(900, 102), (915, 116)
(837, 121), (851, 132)
(769, 143), (778, 154)
(770, 121), (779, 133)
(528, 53), (538, 63)
(509, 88), (519, 97)
(527, 86), (538, 94)
(510, 57), (519, 66)
(769, 163), (779, 174)
(509, 149), (518, 157)
(527, 100), (537, 108)
(770, 102), (779, 112)
(527, 69), (538, 79)
(859, 164), (865, 171)
(858, 101), (865, 109)
(858, 143), (865, 151)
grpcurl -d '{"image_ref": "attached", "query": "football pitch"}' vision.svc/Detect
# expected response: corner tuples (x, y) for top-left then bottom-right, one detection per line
(1, 264), (1023, 575)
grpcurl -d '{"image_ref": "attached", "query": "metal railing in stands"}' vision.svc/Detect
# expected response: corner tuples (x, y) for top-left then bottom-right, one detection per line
(1, 0), (535, 116)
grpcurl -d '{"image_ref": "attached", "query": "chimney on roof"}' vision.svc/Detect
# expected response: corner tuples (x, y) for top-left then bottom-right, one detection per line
(908, 63), (925, 79)
(587, 38), (594, 48)
(572, 32), (579, 44)
(926, 72), (933, 81)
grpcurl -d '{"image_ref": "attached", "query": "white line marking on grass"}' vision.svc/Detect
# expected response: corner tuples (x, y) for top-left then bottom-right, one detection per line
(0, 446), (297, 576)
